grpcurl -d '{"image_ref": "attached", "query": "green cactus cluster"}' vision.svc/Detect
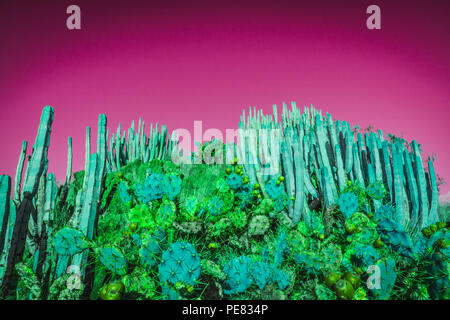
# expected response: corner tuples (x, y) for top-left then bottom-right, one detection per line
(0, 103), (448, 300)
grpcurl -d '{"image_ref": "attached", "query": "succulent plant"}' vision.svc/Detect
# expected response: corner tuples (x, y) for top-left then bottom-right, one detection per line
(159, 241), (201, 286)
(207, 196), (225, 217)
(180, 196), (199, 220)
(119, 181), (131, 203)
(338, 192), (359, 219)
(250, 260), (272, 290)
(139, 232), (165, 269)
(162, 174), (182, 200)
(53, 228), (86, 256)
(223, 255), (253, 294)
(99, 246), (128, 275)
(375, 204), (395, 220)
(227, 173), (243, 190)
(352, 244), (379, 268)
(294, 252), (324, 276)
(272, 268), (290, 290)
(376, 216), (414, 258)
(369, 258), (397, 300)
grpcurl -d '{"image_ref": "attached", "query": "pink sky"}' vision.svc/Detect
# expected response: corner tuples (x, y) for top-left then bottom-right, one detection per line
(0, 0), (449, 195)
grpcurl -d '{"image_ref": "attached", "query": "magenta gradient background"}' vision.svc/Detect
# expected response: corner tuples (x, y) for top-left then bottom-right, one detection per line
(0, 1), (449, 196)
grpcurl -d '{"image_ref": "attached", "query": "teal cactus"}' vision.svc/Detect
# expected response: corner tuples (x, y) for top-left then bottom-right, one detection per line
(53, 228), (85, 256)
(3, 106), (54, 288)
(99, 246), (128, 276)
(338, 192), (359, 219)
(180, 196), (199, 220)
(139, 234), (163, 269)
(66, 137), (73, 184)
(162, 174), (182, 200)
(155, 198), (177, 229)
(294, 252), (324, 276)
(118, 181), (131, 203)
(13, 141), (27, 203)
(134, 173), (166, 203)
(427, 251), (449, 299)
(272, 268), (290, 290)
(223, 255), (253, 294)
(159, 241), (201, 286)
(0, 176), (11, 254)
(375, 204), (395, 220)
(376, 216), (414, 258)
(250, 260), (272, 289)
(227, 173), (243, 190)
(351, 244), (379, 268)
(273, 231), (290, 267)
(207, 196), (225, 217)
(412, 141), (429, 228)
(369, 258), (397, 300)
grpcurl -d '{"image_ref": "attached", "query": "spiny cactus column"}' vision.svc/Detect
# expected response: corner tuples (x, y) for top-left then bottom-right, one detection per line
(242, 103), (441, 230)
(334, 143), (347, 192)
(83, 127), (91, 191)
(66, 137), (72, 185)
(315, 114), (338, 204)
(392, 144), (407, 226)
(69, 115), (107, 278)
(404, 150), (419, 229)
(3, 106), (54, 290)
(412, 140), (429, 228)
(427, 158), (439, 224)
(381, 141), (393, 200)
(281, 129), (296, 220)
(27, 175), (46, 258)
(0, 195), (16, 287)
(69, 154), (99, 277)
(292, 132), (308, 224)
(0, 176), (11, 255)
(97, 114), (107, 189)
(352, 143), (364, 186)
(13, 141), (27, 204)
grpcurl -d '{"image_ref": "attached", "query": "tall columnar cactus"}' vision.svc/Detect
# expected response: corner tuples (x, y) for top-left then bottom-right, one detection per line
(70, 153), (100, 276)
(0, 176), (11, 255)
(352, 143), (364, 186)
(412, 140), (429, 228)
(427, 158), (439, 224)
(235, 103), (439, 230)
(334, 143), (347, 192)
(66, 137), (72, 185)
(14, 141), (27, 204)
(403, 150), (419, 229)
(96, 114), (107, 193)
(344, 128), (354, 175)
(292, 131), (307, 224)
(392, 144), (407, 227)
(83, 127), (91, 191)
(314, 114), (338, 204)
(381, 141), (393, 200)
(0, 198), (16, 287)
(3, 106), (54, 290)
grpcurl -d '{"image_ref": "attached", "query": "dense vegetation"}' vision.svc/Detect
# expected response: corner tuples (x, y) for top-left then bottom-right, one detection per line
(10, 157), (447, 300)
